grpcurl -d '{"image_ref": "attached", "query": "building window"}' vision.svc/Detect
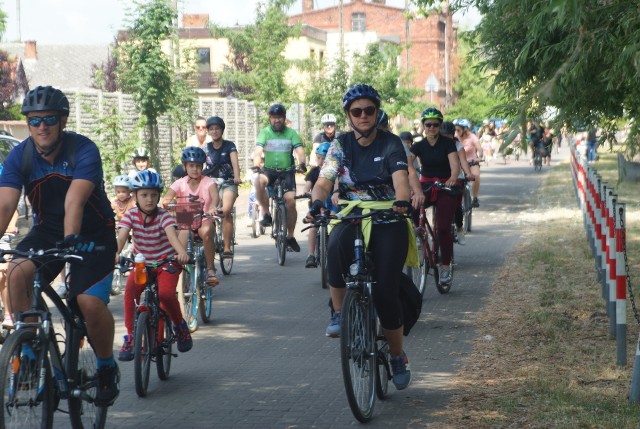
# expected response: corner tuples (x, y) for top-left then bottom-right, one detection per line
(352, 13), (366, 32)
(196, 48), (211, 72)
(310, 48), (315, 59)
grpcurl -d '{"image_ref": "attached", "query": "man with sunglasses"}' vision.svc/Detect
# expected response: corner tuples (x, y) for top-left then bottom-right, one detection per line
(0, 86), (120, 407)
(305, 84), (414, 391)
(253, 103), (307, 252)
(185, 116), (212, 148)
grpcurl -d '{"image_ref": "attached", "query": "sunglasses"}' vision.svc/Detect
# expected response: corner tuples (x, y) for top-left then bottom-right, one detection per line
(195, 126), (207, 130)
(349, 106), (376, 118)
(27, 115), (60, 127)
(424, 122), (440, 128)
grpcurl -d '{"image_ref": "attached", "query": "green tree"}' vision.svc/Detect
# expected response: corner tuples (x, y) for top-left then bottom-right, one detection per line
(211, 0), (300, 110)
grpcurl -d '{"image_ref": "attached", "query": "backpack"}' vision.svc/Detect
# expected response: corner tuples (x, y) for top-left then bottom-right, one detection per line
(399, 272), (423, 336)
(21, 131), (77, 184)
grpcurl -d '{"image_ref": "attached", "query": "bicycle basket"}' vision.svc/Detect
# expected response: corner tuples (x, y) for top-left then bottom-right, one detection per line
(168, 201), (204, 230)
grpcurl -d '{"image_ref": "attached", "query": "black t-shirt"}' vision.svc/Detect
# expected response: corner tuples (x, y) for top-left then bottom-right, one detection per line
(203, 140), (237, 179)
(313, 131), (342, 144)
(305, 166), (320, 188)
(410, 135), (457, 179)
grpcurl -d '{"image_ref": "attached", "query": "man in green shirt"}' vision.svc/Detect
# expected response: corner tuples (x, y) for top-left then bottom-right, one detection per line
(253, 104), (307, 252)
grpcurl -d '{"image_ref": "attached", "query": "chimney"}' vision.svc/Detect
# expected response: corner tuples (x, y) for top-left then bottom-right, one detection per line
(182, 14), (209, 28)
(24, 40), (37, 60)
(302, 0), (314, 13)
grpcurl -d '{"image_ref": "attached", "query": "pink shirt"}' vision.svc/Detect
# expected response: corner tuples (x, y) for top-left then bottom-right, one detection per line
(169, 176), (217, 212)
(119, 207), (177, 263)
(458, 132), (480, 162)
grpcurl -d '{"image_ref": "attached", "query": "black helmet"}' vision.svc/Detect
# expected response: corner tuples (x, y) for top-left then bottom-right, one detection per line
(268, 104), (286, 116)
(342, 84), (381, 110)
(206, 116), (225, 132)
(399, 131), (413, 142)
(376, 110), (389, 128)
(181, 146), (206, 164)
(21, 86), (70, 115)
(441, 121), (456, 135)
(421, 107), (444, 122)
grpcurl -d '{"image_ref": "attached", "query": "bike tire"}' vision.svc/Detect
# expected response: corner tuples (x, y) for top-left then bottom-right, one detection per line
(156, 313), (172, 381)
(182, 263), (199, 333)
(375, 320), (390, 400)
(67, 329), (108, 429)
(251, 204), (259, 238)
(340, 288), (376, 423)
(408, 232), (428, 299)
(463, 187), (473, 233)
(134, 311), (153, 397)
(0, 329), (55, 428)
(275, 204), (287, 266)
(319, 224), (328, 289)
(220, 217), (235, 275)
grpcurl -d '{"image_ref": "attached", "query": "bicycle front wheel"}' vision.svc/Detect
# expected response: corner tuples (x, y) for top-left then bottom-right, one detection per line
(340, 288), (376, 423)
(198, 245), (213, 323)
(251, 204), (259, 238)
(134, 311), (153, 397)
(182, 263), (199, 333)
(0, 329), (55, 428)
(156, 313), (172, 381)
(406, 232), (428, 299)
(319, 225), (328, 289)
(275, 204), (287, 266)
(375, 320), (390, 400)
(220, 217), (235, 275)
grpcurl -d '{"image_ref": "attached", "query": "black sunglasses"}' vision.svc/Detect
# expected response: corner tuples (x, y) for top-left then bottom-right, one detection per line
(349, 106), (376, 118)
(27, 115), (60, 127)
(423, 122), (440, 128)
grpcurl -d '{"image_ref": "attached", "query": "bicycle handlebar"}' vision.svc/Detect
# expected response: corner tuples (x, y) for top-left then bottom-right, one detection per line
(0, 245), (108, 264)
(117, 255), (182, 272)
(303, 208), (407, 230)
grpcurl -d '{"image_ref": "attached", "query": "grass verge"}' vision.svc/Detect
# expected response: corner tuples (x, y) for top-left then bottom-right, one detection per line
(433, 151), (640, 428)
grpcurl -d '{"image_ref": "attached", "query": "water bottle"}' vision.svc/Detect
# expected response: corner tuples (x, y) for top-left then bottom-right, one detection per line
(134, 253), (147, 286)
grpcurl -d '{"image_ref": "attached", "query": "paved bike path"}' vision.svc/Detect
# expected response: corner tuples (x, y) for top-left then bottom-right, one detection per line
(50, 150), (568, 428)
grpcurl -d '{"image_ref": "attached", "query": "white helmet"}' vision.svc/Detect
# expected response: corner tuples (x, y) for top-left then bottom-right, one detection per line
(321, 113), (336, 125)
(112, 174), (130, 188)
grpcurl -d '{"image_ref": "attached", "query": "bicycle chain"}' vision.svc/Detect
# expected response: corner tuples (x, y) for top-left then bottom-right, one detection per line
(620, 213), (640, 326)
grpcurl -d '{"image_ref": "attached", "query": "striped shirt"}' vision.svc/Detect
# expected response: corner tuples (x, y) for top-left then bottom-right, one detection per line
(119, 207), (177, 263)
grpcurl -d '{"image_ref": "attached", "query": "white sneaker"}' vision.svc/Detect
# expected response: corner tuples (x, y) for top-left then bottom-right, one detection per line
(457, 229), (466, 245)
(54, 283), (68, 298)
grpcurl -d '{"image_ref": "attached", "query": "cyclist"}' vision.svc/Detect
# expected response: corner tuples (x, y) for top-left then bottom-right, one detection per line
(409, 108), (460, 285)
(116, 170), (193, 361)
(312, 113), (341, 167)
(162, 147), (220, 287)
(128, 146), (157, 180)
(305, 84), (413, 390)
(0, 85), (120, 406)
(185, 116), (212, 148)
(202, 116), (241, 257)
(455, 118), (482, 208)
(541, 127), (554, 166)
(253, 103), (307, 252)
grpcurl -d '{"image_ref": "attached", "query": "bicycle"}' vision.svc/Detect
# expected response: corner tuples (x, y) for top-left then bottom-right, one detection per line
(167, 198), (213, 333)
(310, 209), (403, 422)
(534, 146), (543, 172)
(460, 177), (473, 233)
(212, 209), (235, 276)
(112, 240), (132, 295)
(300, 198), (329, 289)
(265, 167), (295, 266)
(249, 198), (265, 239)
(118, 255), (178, 398)
(0, 246), (110, 428)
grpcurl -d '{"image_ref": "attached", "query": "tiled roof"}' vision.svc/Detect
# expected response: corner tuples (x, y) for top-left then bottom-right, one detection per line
(0, 43), (112, 91)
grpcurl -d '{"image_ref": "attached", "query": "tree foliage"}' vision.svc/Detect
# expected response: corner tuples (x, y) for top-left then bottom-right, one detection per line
(0, 50), (17, 119)
(92, 41), (120, 92)
(211, 0), (299, 109)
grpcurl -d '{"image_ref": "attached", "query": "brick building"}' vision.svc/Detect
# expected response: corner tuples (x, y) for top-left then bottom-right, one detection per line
(289, 0), (458, 109)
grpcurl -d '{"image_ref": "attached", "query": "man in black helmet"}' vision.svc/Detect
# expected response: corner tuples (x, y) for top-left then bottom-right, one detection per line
(0, 86), (120, 407)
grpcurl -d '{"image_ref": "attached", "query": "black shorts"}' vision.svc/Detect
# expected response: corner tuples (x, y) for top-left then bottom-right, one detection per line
(16, 224), (117, 304)
(263, 168), (296, 194)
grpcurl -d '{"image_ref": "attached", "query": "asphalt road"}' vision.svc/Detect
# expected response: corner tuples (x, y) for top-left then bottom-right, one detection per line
(50, 149), (567, 428)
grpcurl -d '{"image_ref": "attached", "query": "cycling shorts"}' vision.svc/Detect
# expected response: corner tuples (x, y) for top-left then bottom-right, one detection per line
(263, 168), (296, 194)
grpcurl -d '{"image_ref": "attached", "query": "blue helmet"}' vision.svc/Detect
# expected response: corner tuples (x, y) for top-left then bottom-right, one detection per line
(457, 118), (471, 128)
(316, 142), (331, 156)
(130, 170), (163, 192)
(112, 174), (130, 188)
(342, 84), (381, 110)
(181, 146), (206, 164)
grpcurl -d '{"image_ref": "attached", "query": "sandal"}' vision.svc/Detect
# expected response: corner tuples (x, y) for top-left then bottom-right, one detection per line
(206, 268), (219, 287)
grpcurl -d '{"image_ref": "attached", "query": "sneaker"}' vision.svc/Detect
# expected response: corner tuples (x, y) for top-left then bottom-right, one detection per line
(305, 254), (317, 268)
(389, 352), (412, 390)
(261, 213), (273, 227)
(173, 320), (193, 353)
(95, 363), (120, 407)
(440, 267), (452, 285)
(286, 237), (301, 252)
(472, 197), (479, 208)
(118, 335), (134, 362)
(325, 312), (341, 338)
(54, 283), (68, 298)
(456, 229), (466, 245)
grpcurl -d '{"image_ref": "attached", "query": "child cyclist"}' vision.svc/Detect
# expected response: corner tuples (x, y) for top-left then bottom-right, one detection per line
(162, 147), (220, 287)
(127, 147), (157, 180)
(116, 170), (193, 361)
(111, 175), (135, 223)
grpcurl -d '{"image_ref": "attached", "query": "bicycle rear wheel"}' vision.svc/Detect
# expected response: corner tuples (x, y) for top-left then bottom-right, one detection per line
(275, 204), (287, 266)
(0, 329), (54, 428)
(375, 320), (390, 400)
(220, 216), (235, 275)
(134, 311), (153, 397)
(319, 224), (328, 289)
(67, 329), (108, 429)
(406, 232), (428, 299)
(340, 288), (376, 422)
(156, 313), (172, 381)
(182, 263), (199, 333)
(463, 187), (473, 233)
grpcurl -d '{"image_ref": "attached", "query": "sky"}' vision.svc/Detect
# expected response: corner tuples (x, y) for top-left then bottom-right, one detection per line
(1, 0), (480, 45)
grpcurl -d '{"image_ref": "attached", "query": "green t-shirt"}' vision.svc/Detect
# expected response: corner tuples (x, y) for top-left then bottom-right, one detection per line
(256, 126), (302, 169)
